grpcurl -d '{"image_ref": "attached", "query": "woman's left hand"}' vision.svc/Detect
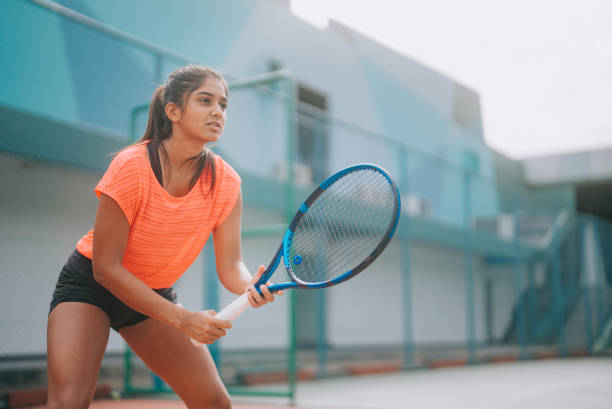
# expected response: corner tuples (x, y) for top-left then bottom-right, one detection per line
(246, 265), (283, 308)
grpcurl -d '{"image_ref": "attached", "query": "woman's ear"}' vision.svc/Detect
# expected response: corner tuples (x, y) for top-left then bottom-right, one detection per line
(165, 101), (180, 122)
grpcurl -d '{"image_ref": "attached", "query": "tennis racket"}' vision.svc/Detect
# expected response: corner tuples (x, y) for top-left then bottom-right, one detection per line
(216, 163), (401, 321)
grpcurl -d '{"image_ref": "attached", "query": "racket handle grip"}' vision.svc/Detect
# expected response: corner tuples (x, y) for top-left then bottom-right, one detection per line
(216, 292), (251, 321)
(190, 293), (251, 347)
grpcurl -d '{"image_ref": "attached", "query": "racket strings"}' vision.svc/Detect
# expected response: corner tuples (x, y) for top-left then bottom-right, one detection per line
(289, 169), (396, 284)
(295, 178), (392, 282)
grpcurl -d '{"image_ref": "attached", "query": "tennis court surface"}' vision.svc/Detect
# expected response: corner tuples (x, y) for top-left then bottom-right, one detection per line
(25, 357), (612, 409)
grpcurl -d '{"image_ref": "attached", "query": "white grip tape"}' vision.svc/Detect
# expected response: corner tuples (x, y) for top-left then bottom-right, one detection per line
(190, 293), (251, 347)
(216, 292), (251, 321)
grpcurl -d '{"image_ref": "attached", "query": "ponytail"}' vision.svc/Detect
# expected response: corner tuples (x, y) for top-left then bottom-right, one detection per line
(138, 85), (171, 186)
(147, 84), (172, 141)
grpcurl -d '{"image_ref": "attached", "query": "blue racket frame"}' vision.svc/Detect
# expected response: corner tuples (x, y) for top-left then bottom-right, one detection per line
(253, 164), (401, 294)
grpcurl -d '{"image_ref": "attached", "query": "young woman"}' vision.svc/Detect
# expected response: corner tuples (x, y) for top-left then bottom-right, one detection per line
(46, 65), (278, 409)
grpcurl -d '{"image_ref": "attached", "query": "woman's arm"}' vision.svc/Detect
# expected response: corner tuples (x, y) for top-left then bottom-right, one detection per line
(92, 194), (231, 343)
(213, 191), (278, 307)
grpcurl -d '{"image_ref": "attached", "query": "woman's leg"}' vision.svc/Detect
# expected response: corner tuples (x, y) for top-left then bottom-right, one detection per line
(46, 302), (110, 409)
(119, 318), (231, 409)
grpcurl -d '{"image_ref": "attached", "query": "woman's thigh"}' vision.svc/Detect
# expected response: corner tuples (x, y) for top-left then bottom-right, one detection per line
(46, 302), (110, 409)
(119, 318), (230, 409)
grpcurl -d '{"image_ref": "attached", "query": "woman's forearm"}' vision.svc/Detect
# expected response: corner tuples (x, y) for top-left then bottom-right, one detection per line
(93, 262), (187, 328)
(218, 261), (253, 295)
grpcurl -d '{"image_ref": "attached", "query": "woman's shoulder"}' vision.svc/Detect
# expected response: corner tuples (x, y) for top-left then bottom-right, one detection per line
(110, 144), (147, 168)
(115, 143), (146, 161)
(213, 153), (241, 184)
(103, 144), (148, 179)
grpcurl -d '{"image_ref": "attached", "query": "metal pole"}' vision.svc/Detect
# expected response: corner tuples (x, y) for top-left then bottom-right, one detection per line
(205, 235), (221, 367)
(579, 216), (594, 351)
(463, 169), (476, 363)
(399, 147), (414, 368)
(130, 103), (149, 142)
(124, 101), (140, 395)
(514, 211), (527, 359)
(123, 347), (132, 395)
(154, 53), (163, 84)
(593, 217), (605, 333)
(316, 290), (327, 377)
(551, 219), (566, 356)
(284, 75), (298, 405)
(314, 225), (328, 378)
(527, 260), (536, 346)
(228, 69), (293, 91)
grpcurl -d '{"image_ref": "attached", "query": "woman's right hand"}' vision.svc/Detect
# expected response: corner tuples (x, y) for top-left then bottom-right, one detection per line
(179, 309), (232, 344)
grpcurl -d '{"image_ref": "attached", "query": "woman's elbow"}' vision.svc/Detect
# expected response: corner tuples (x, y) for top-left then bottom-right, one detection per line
(92, 260), (113, 286)
(217, 264), (246, 295)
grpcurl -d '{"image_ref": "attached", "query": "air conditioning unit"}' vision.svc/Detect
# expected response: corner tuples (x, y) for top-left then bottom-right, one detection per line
(474, 214), (515, 241)
(497, 214), (515, 240)
(401, 194), (430, 217)
(272, 162), (313, 187)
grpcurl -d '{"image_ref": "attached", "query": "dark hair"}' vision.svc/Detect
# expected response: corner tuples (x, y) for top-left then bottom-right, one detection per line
(137, 65), (228, 193)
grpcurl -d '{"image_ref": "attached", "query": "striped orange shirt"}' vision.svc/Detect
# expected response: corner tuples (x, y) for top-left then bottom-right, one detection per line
(76, 143), (241, 288)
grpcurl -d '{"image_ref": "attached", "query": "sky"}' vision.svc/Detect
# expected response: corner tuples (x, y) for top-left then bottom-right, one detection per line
(290, 0), (612, 159)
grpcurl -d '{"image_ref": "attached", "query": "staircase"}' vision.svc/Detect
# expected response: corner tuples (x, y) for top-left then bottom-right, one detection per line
(503, 213), (612, 352)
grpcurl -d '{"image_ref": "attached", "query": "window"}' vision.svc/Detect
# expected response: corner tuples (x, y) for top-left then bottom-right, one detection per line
(297, 85), (328, 183)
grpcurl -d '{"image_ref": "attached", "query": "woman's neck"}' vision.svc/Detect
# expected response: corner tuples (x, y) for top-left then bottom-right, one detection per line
(162, 136), (204, 170)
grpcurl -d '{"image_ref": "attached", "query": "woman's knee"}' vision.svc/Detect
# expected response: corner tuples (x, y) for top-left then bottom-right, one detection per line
(46, 387), (91, 409)
(187, 388), (231, 409)
(215, 390), (232, 409)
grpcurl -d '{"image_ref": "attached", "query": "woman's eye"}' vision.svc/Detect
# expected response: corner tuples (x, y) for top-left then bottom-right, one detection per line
(220, 103), (228, 110)
(201, 98), (211, 104)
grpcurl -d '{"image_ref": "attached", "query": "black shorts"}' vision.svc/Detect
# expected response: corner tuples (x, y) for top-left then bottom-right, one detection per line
(49, 249), (177, 331)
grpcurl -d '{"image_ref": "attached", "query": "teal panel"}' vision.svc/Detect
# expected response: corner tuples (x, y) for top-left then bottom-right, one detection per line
(56, 0), (257, 69)
(1, 0), (156, 135)
(0, 0), (79, 120)
(2, 0), (258, 140)
(361, 58), (449, 150)
(0, 104), (126, 171)
(58, 13), (157, 133)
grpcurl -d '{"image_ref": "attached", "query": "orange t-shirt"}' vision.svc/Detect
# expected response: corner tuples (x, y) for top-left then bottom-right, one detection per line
(76, 144), (241, 289)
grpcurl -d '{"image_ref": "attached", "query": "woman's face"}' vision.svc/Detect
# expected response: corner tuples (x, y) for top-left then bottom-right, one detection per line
(173, 77), (228, 144)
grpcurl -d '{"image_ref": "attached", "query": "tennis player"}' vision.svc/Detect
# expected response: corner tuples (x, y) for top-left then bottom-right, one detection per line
(46, 65), (277, 409)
